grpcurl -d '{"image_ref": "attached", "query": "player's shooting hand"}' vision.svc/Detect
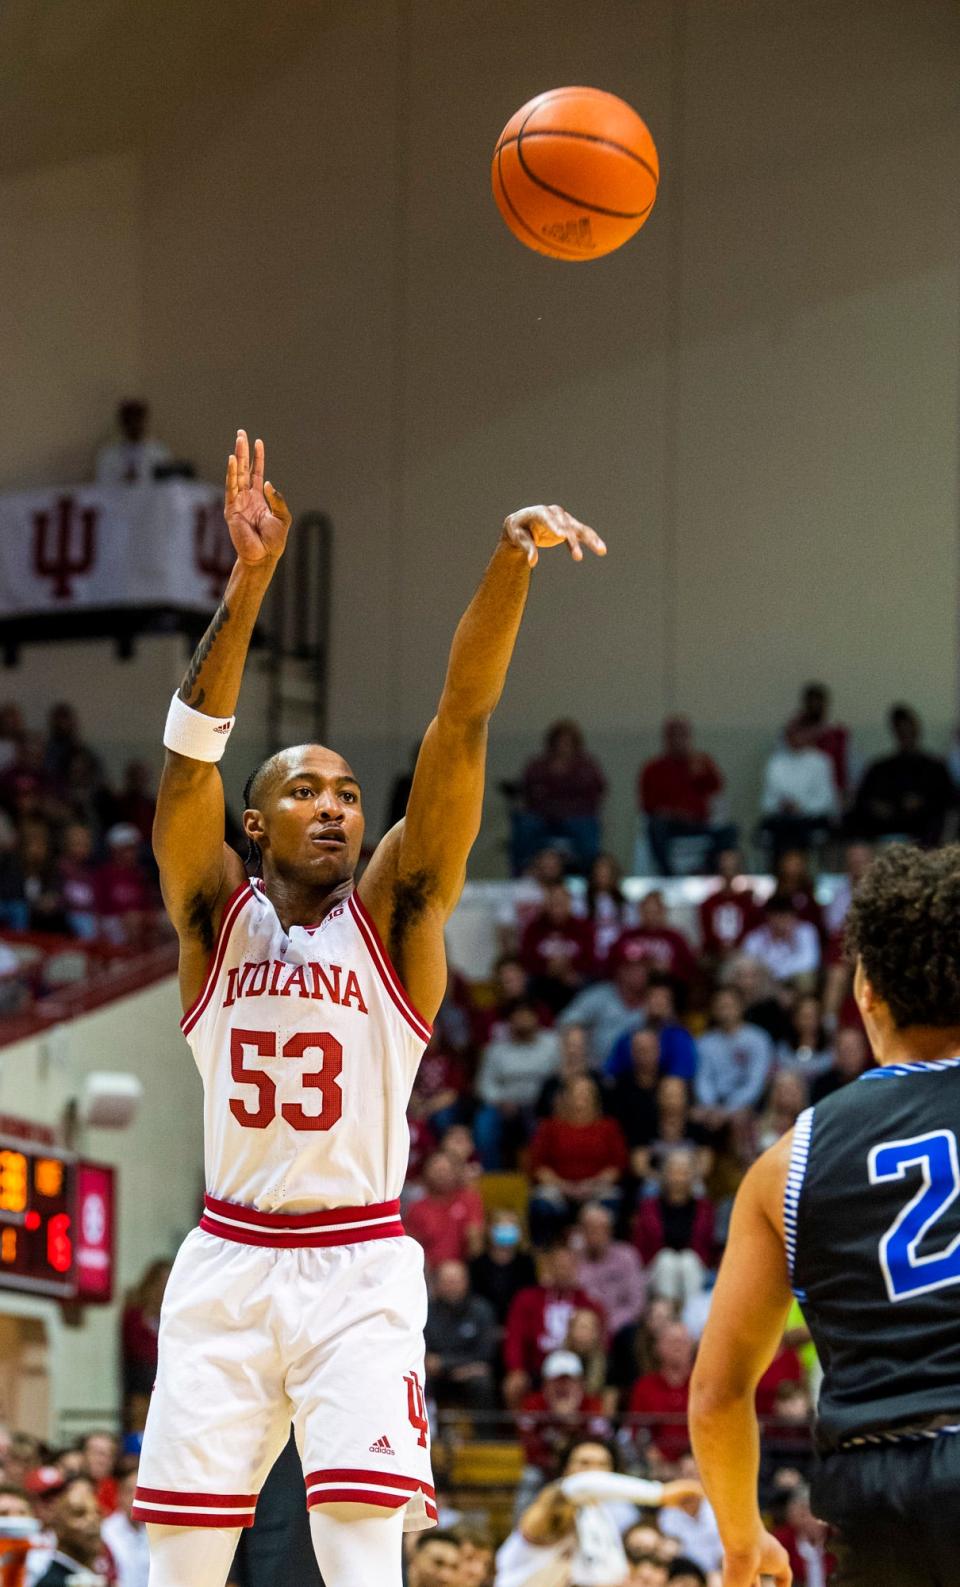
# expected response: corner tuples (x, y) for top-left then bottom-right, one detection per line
(502, 504), (607, 568)
(224, 430), (292, 566)
(722, 1530), (792, 1587)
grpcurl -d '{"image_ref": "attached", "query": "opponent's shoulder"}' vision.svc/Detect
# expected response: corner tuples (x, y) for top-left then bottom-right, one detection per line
(739, 1127), (797, 1240)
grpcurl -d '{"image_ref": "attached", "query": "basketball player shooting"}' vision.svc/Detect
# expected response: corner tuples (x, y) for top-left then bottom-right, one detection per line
(133, 430), (605, 1587)
(689, 845), (960, 1587)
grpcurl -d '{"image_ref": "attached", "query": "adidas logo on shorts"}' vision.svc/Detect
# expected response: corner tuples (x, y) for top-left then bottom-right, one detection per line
(368, 1434), (395, 1456)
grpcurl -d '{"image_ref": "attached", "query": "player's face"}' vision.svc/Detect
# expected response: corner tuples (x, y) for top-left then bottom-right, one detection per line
(249, 747), (365, 885)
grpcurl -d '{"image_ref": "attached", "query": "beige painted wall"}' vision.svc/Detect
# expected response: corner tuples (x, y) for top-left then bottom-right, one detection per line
(0, 0), (958, 869)
(0, 978), (202, 1435)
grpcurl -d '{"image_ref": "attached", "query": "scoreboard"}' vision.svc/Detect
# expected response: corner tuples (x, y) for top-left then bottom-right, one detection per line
(0, 1136), (114, 1302)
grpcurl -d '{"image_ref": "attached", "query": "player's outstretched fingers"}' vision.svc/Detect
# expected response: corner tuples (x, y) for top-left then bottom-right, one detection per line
(251, 438), (265, 494)
(235, 428), (250, 491)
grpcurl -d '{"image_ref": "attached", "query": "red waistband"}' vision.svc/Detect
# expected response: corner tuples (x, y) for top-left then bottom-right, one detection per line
(200, 1194), (405, 1249)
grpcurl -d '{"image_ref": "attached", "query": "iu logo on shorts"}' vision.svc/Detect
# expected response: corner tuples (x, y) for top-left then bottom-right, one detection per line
(404, 1369), (429, 1449)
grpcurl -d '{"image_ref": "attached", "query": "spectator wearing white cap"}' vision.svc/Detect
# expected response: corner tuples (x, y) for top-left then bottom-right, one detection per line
(515, 1350), (611, 1509)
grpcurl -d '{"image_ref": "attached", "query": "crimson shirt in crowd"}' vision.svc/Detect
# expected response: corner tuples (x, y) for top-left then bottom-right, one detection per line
(528, 1116), (629, 1186)
(517, 1388), (610, 1474)
(410, 1047), (468, 1107)
(612, 925), (697, 985)
(771, 1524), (838, 1584)
(522, 752), (607, 822)
(699, 885), (757, 957)
(755, 1345), (805, 1417)
(504, 1285), (606, 1379)
(59, 858), (97, 915)
(632, 1196), (715, 1267)
(639, 753), (724, 822)
(405, 1184), (485, 1270)
(93, 861), (152, 918)
(628, 1370), (691, 1463)
(520, 913), (595, 981)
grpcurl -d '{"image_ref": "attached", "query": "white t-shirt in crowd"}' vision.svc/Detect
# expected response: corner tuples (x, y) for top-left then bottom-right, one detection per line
(742, 921), (821, 982)
(94, 439), (172, 485)
(761, 748), (837, 819)
(101, 1511), (150, 1587)
(659, 1497), (723, 1573)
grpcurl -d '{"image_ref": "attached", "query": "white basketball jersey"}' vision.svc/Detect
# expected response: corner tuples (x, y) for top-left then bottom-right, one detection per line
(180, 880), (432, 1211)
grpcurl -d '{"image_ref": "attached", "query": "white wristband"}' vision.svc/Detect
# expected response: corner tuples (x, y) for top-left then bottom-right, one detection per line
(163, 692), (235, 763)
(560, 1471), (665, 1508)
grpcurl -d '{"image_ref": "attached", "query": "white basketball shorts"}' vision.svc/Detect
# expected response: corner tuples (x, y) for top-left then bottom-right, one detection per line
(132, 1197), (435, 1533)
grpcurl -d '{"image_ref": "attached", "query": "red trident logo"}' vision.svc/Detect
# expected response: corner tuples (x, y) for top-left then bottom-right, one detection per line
(194, 503), (234, 597)
(404, 1369), (429, 1448)
(32, 497), (97, 599)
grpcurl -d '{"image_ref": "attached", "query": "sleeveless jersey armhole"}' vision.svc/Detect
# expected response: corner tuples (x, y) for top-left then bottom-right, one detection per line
(180, 882), (255, 1036)
(347, 891), (433, 1044)
(784, 1105), (815, 1297)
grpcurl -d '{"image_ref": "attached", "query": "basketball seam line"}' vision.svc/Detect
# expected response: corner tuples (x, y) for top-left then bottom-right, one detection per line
(513, 130), (656, 219)
(494, 145), (589, 258)
(498, 127), (658, 185)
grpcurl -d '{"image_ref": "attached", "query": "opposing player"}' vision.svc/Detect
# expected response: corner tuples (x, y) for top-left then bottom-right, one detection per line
(689, 845), (960, 1587)
(134, 430), (606, 1587)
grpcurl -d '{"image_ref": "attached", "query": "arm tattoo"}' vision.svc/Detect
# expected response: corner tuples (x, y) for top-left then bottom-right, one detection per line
(178, 599), (230, 708)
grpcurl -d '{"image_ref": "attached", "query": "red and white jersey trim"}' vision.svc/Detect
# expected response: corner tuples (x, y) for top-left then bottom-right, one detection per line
(180, 882), (255, 1036)
(348, 891), (433, 1043)
(200, 1193), (405, 1248)
(305, 1467), (437, 1521)
(131, 1485), (257, 1529)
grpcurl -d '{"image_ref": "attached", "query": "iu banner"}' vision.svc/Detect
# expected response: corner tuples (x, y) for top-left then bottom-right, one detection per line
(0, 480), (235, 618)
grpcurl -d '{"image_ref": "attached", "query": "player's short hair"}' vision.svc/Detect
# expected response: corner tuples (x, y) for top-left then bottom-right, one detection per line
(558, 1433), (620, 1474)
(846, 844), (960, 1028)
(412, 1527), (460, 1552)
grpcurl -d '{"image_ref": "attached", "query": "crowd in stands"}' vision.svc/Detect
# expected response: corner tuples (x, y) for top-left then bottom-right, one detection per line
(5, 677), (957, 1584)
(506, 682), (958, 877)
(0, 702), (170, 1013)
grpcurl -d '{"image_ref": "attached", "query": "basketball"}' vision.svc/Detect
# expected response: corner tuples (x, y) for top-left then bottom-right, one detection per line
(491, 85), (659, 261)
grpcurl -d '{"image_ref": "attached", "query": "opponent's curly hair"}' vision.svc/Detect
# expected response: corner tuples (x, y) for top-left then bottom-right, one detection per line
(846, 844), (960, 1028)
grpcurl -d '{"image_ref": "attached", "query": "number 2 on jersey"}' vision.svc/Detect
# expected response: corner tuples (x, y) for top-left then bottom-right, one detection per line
(229, 1028), (344, 1132)
(870, 1129), (960, 1301)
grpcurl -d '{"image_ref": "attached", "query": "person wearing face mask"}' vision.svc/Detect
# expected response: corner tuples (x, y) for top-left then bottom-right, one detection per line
(469, 1212), (537, 1329)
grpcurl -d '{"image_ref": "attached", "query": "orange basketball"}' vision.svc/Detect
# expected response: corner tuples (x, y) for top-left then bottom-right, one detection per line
(491, 86), (659, 261)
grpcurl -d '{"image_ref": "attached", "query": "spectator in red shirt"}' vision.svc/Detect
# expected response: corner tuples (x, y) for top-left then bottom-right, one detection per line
(409, 1031), (470, 1137)
(628, 1320), (696, 1469)
(121, 1258), (171, 1426)
(698, 849), (757, 964)
(613, 892), (697, 992)
(107, 759), (157, 846)
(94, 824), (154, 947)
(774, 849), (825, 941)
(405, 1152), (485, 1273)
(639, 717), (736, 877)
(755, 1344), (805, 1419)
(512, 720), (607, 876)
(771, 1485), (838, 1584)
(79, 1431), (120, 1516)
(516, 1348), (610, 1481)
(632, 1150), (714, 1305)
(528, 1077), (629, 1245)
(503, 1242), (606, 1406)
(520, 883), (594, 1014)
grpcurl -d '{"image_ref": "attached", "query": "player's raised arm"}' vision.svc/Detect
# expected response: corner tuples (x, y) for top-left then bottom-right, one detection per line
(359, 505), (605, 1021)
(153, 430), (292, 1009)
(688, 1137), (794, 1587)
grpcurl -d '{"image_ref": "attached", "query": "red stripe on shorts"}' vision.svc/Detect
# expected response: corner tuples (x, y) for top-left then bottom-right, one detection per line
(131, 1506), (256, 1529)
(199, 1195), (405, 1248)
(305, 1468), (436, 1498)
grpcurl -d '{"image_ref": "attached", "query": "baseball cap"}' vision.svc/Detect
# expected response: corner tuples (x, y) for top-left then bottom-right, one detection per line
(24, 1465), (66, 1497)
(542, 1350), (583, 1380)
